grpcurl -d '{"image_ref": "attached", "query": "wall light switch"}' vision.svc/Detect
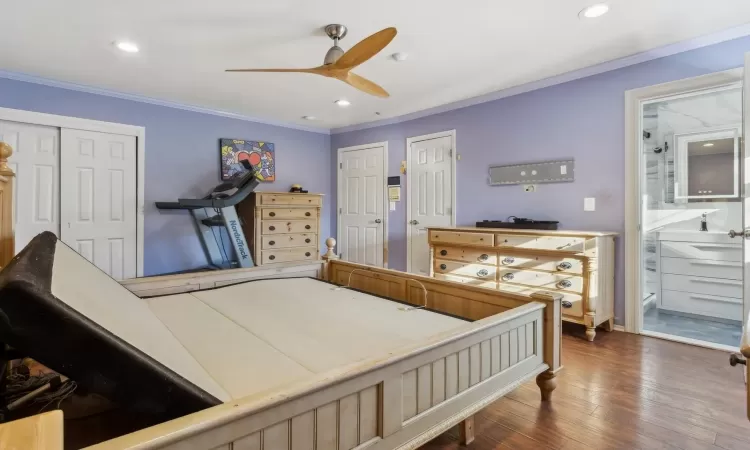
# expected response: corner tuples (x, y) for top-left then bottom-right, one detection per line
(584, 197), (596, 211)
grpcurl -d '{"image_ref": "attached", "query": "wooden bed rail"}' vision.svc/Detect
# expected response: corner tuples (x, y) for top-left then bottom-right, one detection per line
(0, 142), (14, 268)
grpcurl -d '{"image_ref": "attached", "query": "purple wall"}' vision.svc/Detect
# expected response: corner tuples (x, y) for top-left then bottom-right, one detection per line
(331, 35), (750, 325)
(0, 78), (331, 276)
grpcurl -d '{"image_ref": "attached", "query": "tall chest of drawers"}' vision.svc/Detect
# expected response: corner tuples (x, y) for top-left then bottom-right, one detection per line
(428, 227), (617, 341)
(236, 192), (323, 266)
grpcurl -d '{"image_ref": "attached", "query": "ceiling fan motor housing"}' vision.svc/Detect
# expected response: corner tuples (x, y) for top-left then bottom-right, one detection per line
(324, 46), (344, 65)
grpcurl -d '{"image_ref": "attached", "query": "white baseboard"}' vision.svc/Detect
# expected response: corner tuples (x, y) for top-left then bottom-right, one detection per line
(613, 324), (626, 332)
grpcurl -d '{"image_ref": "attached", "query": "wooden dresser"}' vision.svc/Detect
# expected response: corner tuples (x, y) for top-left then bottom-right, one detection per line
(237, 192), (323, 266)
(428, 227), (617, 341)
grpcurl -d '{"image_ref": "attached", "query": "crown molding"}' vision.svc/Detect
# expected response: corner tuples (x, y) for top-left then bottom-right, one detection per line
(330, 23), (750, 134)
(0, 70), (330, 135)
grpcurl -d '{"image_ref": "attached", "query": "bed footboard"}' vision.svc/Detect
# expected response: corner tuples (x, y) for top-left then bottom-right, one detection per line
(88, 302), (549, 449)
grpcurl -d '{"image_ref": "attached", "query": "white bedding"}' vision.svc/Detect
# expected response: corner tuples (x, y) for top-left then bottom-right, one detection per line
(51, 241), (465, 402)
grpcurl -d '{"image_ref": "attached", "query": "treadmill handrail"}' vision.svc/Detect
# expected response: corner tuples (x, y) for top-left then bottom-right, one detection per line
(175, 177), (259, 209)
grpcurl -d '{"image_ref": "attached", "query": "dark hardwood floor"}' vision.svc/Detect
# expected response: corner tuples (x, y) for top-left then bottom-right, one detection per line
(420, 323), (749, 450)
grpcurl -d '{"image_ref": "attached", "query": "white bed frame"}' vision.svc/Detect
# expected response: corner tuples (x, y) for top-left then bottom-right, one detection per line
(3, 239), (562, 450)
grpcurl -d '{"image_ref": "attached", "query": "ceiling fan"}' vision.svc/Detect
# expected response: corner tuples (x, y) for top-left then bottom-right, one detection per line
(226, 24), (397, 98)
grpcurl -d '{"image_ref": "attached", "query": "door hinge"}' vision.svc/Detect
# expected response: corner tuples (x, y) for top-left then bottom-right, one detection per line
(448, 149), (453, 157)
(340, 162), (343, 169)
(339, 208), (342, 215)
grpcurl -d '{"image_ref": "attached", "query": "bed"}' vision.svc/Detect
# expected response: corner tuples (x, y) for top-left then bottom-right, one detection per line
(0, 233), (562, 449)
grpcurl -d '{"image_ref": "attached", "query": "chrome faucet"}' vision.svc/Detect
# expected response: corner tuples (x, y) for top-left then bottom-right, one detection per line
(700, 213), (708, 232)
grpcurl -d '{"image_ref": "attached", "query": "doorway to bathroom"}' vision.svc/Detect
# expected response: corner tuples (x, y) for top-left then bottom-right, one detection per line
(625, 68), (745, 351)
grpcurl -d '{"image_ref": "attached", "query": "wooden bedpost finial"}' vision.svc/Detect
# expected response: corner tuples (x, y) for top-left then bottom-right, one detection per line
(323, 237), (338, 260)
(0, 142), (13, 175)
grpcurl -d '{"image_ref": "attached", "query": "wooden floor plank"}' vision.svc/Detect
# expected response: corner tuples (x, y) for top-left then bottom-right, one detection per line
(420, 327), (747, 450)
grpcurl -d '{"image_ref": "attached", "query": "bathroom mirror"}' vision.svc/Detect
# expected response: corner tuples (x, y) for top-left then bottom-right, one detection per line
(673, 127), (741, 202)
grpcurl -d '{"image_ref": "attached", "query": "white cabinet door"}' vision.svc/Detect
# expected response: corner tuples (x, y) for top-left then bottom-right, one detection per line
(0, 120), (60, 252)
(338, 145), (385, 266)
(60, 129), (137, 280)
(407, 134), (454, 275)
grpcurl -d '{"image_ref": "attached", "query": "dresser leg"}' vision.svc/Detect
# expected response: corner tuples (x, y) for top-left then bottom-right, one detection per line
(602, 318), (614, 332)
(585, 326), (596, 341)
(536, 370), (557, 401)
(459, 415), (475, 445)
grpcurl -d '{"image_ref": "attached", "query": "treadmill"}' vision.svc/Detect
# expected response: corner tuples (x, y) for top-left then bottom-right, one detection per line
(155, 160), (259, 270)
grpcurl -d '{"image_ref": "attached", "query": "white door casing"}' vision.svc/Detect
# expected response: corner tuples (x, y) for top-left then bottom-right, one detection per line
(337, 143), (387, 267)
(60, 129), (137, 280)
(407, 130), (456, 275)
(743, 53), (750, 333)
(0, 120), (60, 253)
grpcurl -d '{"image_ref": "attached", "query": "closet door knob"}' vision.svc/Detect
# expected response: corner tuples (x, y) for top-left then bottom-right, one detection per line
(305, 252), (311, 257)
(305, 238), (311, 243)
(562, 300), (573, 309)
(557, 262), (572, 271)
(440, 250), (448, 256)
(305, 212), (311, 217)
(269, 212), (276, 217)
(479, 254), (489, 262)
(305, 225), (311, 230)
(269, 226), (276, 231)
(502, 257), (515, 265)
(440, 264), (447, 270)
(730, 354), (747, 367)
(557, 280), (572, 289)
(269, 255), (275, 260)
(502, 273), (514, 281)
(269, 241), (275, 246)
(477, 269), (489, 277)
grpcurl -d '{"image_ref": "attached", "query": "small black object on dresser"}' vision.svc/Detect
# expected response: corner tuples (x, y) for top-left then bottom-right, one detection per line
(476, 216), (559, 230)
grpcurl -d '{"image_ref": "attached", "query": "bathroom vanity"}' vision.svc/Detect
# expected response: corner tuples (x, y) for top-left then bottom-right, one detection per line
(656, 230), (742, 322)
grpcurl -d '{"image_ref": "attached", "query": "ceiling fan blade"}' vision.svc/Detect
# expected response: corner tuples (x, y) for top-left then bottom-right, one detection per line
(333, 27), (397, 70)
(225, 67), (324, 74)
(343, 72), (390, 98)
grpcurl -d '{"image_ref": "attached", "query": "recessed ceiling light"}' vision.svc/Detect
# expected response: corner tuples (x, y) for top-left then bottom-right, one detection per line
(391, 52), (409, 62)
(579, 3), (609, 19)
(115, 41), (139, 53)
(703, 143), (715, 147)
(335, 99), (351, 107)
(302, 115), (317, 120)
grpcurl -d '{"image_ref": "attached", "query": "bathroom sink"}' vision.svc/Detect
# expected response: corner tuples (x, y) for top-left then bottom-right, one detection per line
(656, 230), (738, 244)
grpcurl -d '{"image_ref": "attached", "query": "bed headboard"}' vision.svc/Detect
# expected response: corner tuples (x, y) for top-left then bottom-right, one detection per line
(0, 142), (14, 268)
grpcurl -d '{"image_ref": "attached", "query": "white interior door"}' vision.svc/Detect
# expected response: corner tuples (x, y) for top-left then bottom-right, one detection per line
(60, 129), (137, 280)
(407, 133), (454, 275)
(338, 144), (385, 266)
(0, 120), (60, 252)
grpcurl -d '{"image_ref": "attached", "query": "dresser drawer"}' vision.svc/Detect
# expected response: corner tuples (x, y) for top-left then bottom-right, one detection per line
(434, 259), (497, 280)
(498, 269), (583, 293)
(263, 220), (317, 235)
(430, 230), (494, 246)
(661, 289), (741, 321)
(498, 254), (583, 274)
(262, 208), (317, 220)
(661, 273), (742, 298)
(262, 247), (317, 264)
(660, 257), (741, 280)
(434, 246), (497, 265)
(259, 193), (322, 207)
(660, 241), (741, 262)
(261, 233), (316, 250)
(498, 284), (584, 318)
(435, 273), (497, 290)
(495, 234), (585, 252)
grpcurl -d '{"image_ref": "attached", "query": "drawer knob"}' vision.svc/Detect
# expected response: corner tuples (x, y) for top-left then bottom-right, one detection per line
(305, 225), (311, 230)
(269, 255), (275, 260)
(269, 241), (275, 246)
(502, 257), (515, 265)
(271, 198), (276, 201)
(440, 264), (447, 270)
(269, 225), (276, 231)
(305, 252), (311, 257)
(440, 250), (448, 256)
(269, 212), (276, 217)
(557, 262), (572, 271)
(502, 273), (514, 281)
(479, 254), (489, 262)
(557, 280), (572, 289)
(305, 212), (311, 217)
(562, 300), (573, 309)
(305, 238), (311, 243)
(477, 269), (489, 277)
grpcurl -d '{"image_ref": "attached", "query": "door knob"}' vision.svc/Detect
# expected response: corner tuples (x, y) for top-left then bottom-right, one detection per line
(375, 219), (382, 223)
(730, 354), (746, 366)
(410, 220), (419, 225)
(728, 229), (750, 238)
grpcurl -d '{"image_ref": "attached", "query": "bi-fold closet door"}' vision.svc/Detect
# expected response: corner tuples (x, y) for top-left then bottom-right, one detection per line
(0, 120), (137, 280)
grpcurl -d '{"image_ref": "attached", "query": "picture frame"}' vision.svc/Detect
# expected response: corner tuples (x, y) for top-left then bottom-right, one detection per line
(220, 138), (276, 181)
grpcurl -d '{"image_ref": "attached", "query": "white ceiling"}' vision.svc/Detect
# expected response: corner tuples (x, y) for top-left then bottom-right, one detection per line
(3, 0), (750, 131)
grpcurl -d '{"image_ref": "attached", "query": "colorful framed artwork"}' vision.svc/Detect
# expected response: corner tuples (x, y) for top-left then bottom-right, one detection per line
(220, 139), (276, 181)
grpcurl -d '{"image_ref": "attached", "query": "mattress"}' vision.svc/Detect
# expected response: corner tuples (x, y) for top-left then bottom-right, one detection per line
(0, 232), (466, 422)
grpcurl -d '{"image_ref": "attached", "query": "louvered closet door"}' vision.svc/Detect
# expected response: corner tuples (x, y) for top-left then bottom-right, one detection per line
(60, 129), (137, 280)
